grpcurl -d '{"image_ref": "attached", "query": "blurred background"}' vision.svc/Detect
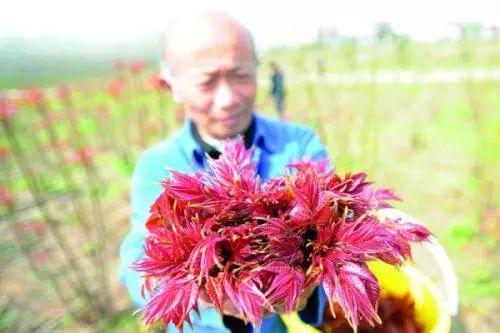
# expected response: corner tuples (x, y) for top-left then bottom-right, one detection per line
(1, 0), (499, 332)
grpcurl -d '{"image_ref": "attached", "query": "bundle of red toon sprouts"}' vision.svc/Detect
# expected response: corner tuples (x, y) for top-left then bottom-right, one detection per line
(132, 138), (430, 331)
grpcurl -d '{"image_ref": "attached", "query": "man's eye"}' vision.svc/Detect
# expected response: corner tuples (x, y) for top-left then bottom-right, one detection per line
(199, 80), (216, 89)
(232, 73), (252, 81)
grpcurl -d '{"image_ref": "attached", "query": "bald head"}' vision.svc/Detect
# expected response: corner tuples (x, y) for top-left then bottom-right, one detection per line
(164, 10), (257, 78)
(161, 9), (258, 140)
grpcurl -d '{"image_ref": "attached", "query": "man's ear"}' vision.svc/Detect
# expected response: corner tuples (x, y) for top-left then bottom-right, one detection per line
(170, 83), (182, 104)
(160, 62), (182, 103)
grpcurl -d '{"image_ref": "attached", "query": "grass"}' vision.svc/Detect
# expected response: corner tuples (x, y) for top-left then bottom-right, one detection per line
(1, 39), (499, 332)
(259, 40), (500, 76)
(257, 75), (500, 332)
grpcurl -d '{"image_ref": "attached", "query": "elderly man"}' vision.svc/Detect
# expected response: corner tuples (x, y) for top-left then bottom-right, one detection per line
(119, 10), (330, 333)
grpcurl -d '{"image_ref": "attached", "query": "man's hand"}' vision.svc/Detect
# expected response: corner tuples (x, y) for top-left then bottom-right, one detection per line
(198, 284), (317, 320)
(198, 290), (265, 320)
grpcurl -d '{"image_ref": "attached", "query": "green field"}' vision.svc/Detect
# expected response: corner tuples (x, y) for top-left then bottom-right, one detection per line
(1, 40), (499, 332)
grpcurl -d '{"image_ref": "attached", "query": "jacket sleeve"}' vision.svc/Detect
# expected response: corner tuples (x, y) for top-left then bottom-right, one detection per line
(300, 129), (333, 169)
(118, 150), (231, 332)
(119, 149), (163, 308)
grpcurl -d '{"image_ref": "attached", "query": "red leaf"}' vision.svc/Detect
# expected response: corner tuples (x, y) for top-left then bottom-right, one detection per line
(145, 213), (164, 230)
(143, 276), (199, 328)
(132, 239), (179, 277)
(0, 99), (17, 122)
(23, 89), (45, 106)
(207, 138), (258, 195)
(332, 262), (381, 328)
(107, 78), (125, 99)
(0, 147), (9, 160)
(289, 202), (312, 225)
(263, 261), (305, 312)
(163, 170), (207, 203)
(396, 222), (431, 242)
(0, 187), (14, 208)
(223, 273), (245, 319)
(205, 276), (225, 314)
(129, 60), (146, 74)
(335, 217), (396, 258)
(188, 235), (227, 278)
(111, 59), (125, 70)
(236, 274), (270, 326)
(57, 86), (71, 101)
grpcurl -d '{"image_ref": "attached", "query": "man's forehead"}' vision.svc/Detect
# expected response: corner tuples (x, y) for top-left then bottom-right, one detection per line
(173, 39), (255, 76)
(164, 10), (255, 73)
(171, 30), (252, 60)
(192, 41), (251, 59)
(186, 62), (256, 77)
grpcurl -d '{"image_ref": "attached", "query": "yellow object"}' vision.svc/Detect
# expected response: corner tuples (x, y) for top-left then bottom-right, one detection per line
(280, 261), (451, 333)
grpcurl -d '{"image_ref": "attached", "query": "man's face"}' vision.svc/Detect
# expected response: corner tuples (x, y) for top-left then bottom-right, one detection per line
(170, 28), (257, 140)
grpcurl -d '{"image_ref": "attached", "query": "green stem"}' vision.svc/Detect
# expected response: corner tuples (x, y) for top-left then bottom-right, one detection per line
(60, 100), (114, 312)
(2, 120), (103, 316)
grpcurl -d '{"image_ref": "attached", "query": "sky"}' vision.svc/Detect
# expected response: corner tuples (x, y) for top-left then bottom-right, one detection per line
(1, 0), (499, 48)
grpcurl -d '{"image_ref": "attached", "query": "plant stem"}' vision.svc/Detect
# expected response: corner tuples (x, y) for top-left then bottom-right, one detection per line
(2, 120), (104, 316)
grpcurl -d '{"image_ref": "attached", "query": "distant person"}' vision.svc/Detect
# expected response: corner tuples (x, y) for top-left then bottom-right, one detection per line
(317, 57), (325, 77)
(269, 61), (286, 117)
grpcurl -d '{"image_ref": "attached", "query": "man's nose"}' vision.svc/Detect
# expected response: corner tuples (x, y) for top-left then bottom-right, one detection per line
(214, 81), (239, 110)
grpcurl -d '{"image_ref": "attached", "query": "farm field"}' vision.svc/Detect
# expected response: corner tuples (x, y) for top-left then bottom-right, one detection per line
(1, 40), (499, 332)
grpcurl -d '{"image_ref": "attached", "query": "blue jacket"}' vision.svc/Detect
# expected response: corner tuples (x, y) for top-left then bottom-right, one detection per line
(119, 113), (331, 332)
